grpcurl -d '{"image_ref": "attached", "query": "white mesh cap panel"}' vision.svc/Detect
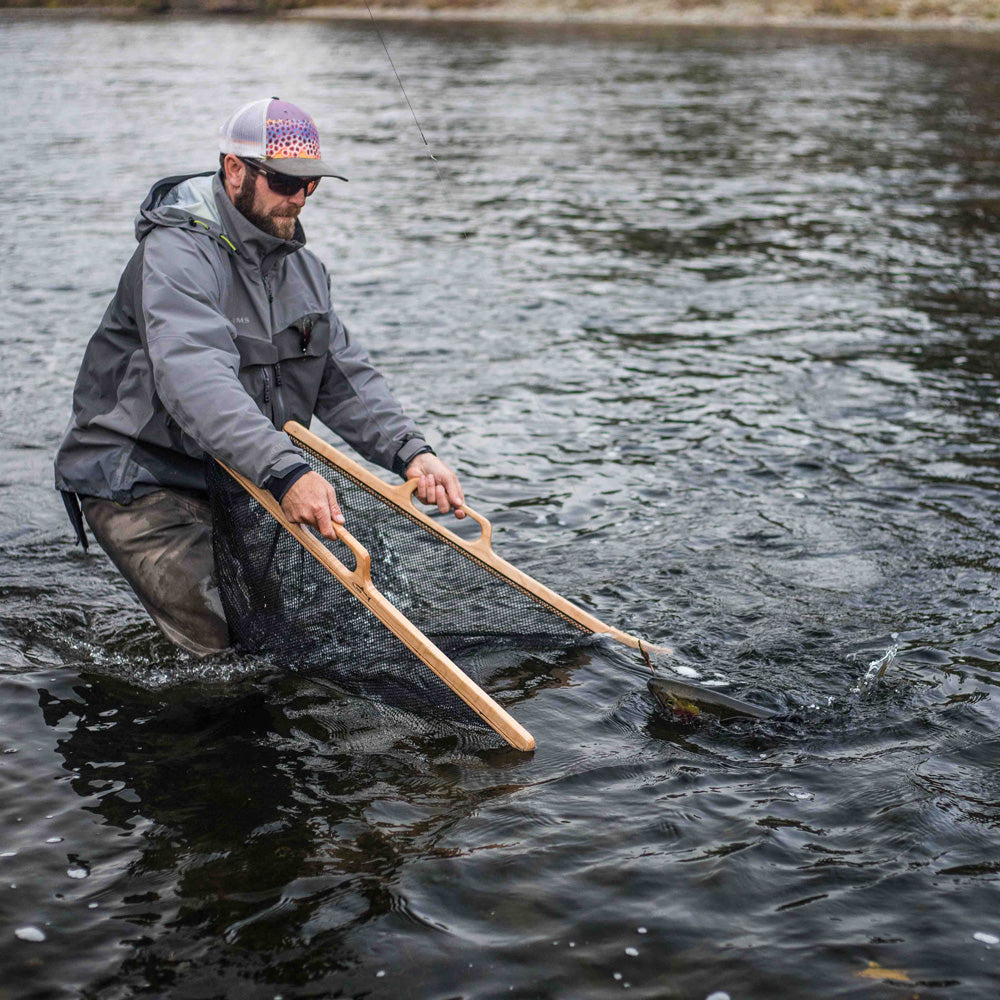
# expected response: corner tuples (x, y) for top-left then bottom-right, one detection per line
(218, 99), (269, 157)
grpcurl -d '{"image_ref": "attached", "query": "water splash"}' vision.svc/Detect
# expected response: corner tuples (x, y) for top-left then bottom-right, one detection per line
(852, 635), (899, 694)
(92, 653), (271, 692)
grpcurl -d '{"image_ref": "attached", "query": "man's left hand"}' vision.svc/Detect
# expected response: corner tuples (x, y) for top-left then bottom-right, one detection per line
(406, 453), (466, 519)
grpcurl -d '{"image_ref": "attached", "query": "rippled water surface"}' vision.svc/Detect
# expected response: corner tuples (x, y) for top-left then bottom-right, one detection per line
(2, 13), (1000, 998)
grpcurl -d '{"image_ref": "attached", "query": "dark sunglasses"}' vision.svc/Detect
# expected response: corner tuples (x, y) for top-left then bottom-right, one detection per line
(240, 157), (321, 198)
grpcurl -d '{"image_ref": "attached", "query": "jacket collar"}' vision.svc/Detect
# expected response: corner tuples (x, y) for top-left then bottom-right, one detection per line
(136, 171), (307, 271)
(211, 171), (306, 270)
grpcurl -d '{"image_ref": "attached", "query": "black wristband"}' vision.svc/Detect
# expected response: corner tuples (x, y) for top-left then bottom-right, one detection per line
(393, 444), (435, 480)
(265, 462), (311, 503)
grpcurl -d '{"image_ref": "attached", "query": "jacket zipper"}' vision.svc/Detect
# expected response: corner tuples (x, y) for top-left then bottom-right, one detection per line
(272, 362), (284, 428)
(261, 264), (279, 424)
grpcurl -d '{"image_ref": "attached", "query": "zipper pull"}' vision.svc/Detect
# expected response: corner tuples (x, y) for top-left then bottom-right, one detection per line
(273, 362), (282, 387)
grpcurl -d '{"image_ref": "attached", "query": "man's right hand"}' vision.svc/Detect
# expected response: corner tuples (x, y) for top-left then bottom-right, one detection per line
(280, 471), (345, 540)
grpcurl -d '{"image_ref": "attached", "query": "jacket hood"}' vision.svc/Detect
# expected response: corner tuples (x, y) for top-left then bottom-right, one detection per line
(134, 171), (306, 265)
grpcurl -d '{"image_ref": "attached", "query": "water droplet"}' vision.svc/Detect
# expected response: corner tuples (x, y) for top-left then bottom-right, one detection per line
(15, 926), (45, 942)
(706, 993), (731, 1000)
(625, 946), (638, 957)
(568, 942), (575, 948)
(613, 973), (622, 981)
(67, 867), (88, 879)
(88, 902), (99, 909)
(637, 927), (647, 934)
(45, 837), (62, 844)
(0, 851), (16, 858)
(974, 932), (999, 945)
(376, 971), (386, 978)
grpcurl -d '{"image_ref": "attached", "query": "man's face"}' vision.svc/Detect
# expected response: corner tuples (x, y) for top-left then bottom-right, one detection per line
(232, 164), (306, 241)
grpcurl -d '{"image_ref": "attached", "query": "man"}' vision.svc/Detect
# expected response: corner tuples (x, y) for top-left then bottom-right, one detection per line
(55, 98), (465, 657)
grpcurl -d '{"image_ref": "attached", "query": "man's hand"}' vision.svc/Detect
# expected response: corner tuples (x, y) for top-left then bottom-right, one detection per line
(406, 453), (466, 519)
(280, 471), (345, 540)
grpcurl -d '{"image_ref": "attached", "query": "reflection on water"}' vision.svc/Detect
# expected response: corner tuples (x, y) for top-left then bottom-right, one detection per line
(2, 13), (1000, 999)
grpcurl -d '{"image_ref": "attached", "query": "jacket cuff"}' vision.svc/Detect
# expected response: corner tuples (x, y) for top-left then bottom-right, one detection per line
(265, 462), (311, 503)
(392, 438), (434, 480)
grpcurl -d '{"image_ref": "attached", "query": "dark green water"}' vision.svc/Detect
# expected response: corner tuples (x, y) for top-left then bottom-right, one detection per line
(2, 13), (999, 998)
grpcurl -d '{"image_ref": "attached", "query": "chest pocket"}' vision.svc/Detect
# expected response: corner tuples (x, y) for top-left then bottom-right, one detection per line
(234, 313), (331, 429)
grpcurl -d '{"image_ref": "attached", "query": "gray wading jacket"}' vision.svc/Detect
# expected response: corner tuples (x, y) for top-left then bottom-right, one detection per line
(54, 171), (429, 506)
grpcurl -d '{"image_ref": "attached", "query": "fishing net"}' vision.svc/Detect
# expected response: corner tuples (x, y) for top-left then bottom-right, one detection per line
(206, 424), (603, 749)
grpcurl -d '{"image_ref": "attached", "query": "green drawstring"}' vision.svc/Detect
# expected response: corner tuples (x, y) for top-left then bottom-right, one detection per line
(188, 217), (237, 253)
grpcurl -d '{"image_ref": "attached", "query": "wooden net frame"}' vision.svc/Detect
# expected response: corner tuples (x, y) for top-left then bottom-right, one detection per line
(217, 421), (671, 752)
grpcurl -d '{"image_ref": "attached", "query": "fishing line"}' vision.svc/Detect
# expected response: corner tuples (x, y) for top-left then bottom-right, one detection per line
(345, 12), (764, 718)
(363, 0), (470, 240)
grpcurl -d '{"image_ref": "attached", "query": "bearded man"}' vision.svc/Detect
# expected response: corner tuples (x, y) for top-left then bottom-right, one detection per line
(55, 98), (464, 657)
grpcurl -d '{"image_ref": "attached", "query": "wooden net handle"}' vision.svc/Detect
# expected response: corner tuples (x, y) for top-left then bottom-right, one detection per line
(219, 462), (373, 595)
(391, 479), (495, 558)
(330, 523), (372, 589)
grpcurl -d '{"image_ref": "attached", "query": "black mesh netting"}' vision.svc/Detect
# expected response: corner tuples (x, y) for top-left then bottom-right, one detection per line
(206, 439), (589, 742)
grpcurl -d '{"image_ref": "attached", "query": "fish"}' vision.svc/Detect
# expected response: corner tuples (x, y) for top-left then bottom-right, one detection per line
(648, 676), (777, 722)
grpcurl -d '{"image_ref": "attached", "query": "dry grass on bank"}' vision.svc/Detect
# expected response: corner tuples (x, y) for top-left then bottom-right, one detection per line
(306, 0), (1000, 19)
(2, 0), (998, 25)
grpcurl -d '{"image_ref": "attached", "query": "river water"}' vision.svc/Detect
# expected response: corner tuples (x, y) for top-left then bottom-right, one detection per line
(2, 11), (1000, 999)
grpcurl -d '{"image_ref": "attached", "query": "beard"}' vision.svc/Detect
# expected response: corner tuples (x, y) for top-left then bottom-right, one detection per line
(233, 171), (300, 240)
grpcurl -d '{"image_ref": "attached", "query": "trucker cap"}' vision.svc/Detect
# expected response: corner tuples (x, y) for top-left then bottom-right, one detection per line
(218, 98), (347, 180)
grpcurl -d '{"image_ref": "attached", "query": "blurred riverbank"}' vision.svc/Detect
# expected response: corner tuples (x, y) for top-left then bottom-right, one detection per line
(3, 0), (999, 31)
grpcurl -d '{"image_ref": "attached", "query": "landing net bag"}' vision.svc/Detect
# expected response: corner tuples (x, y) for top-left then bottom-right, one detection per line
(207, 422), (664, 750)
